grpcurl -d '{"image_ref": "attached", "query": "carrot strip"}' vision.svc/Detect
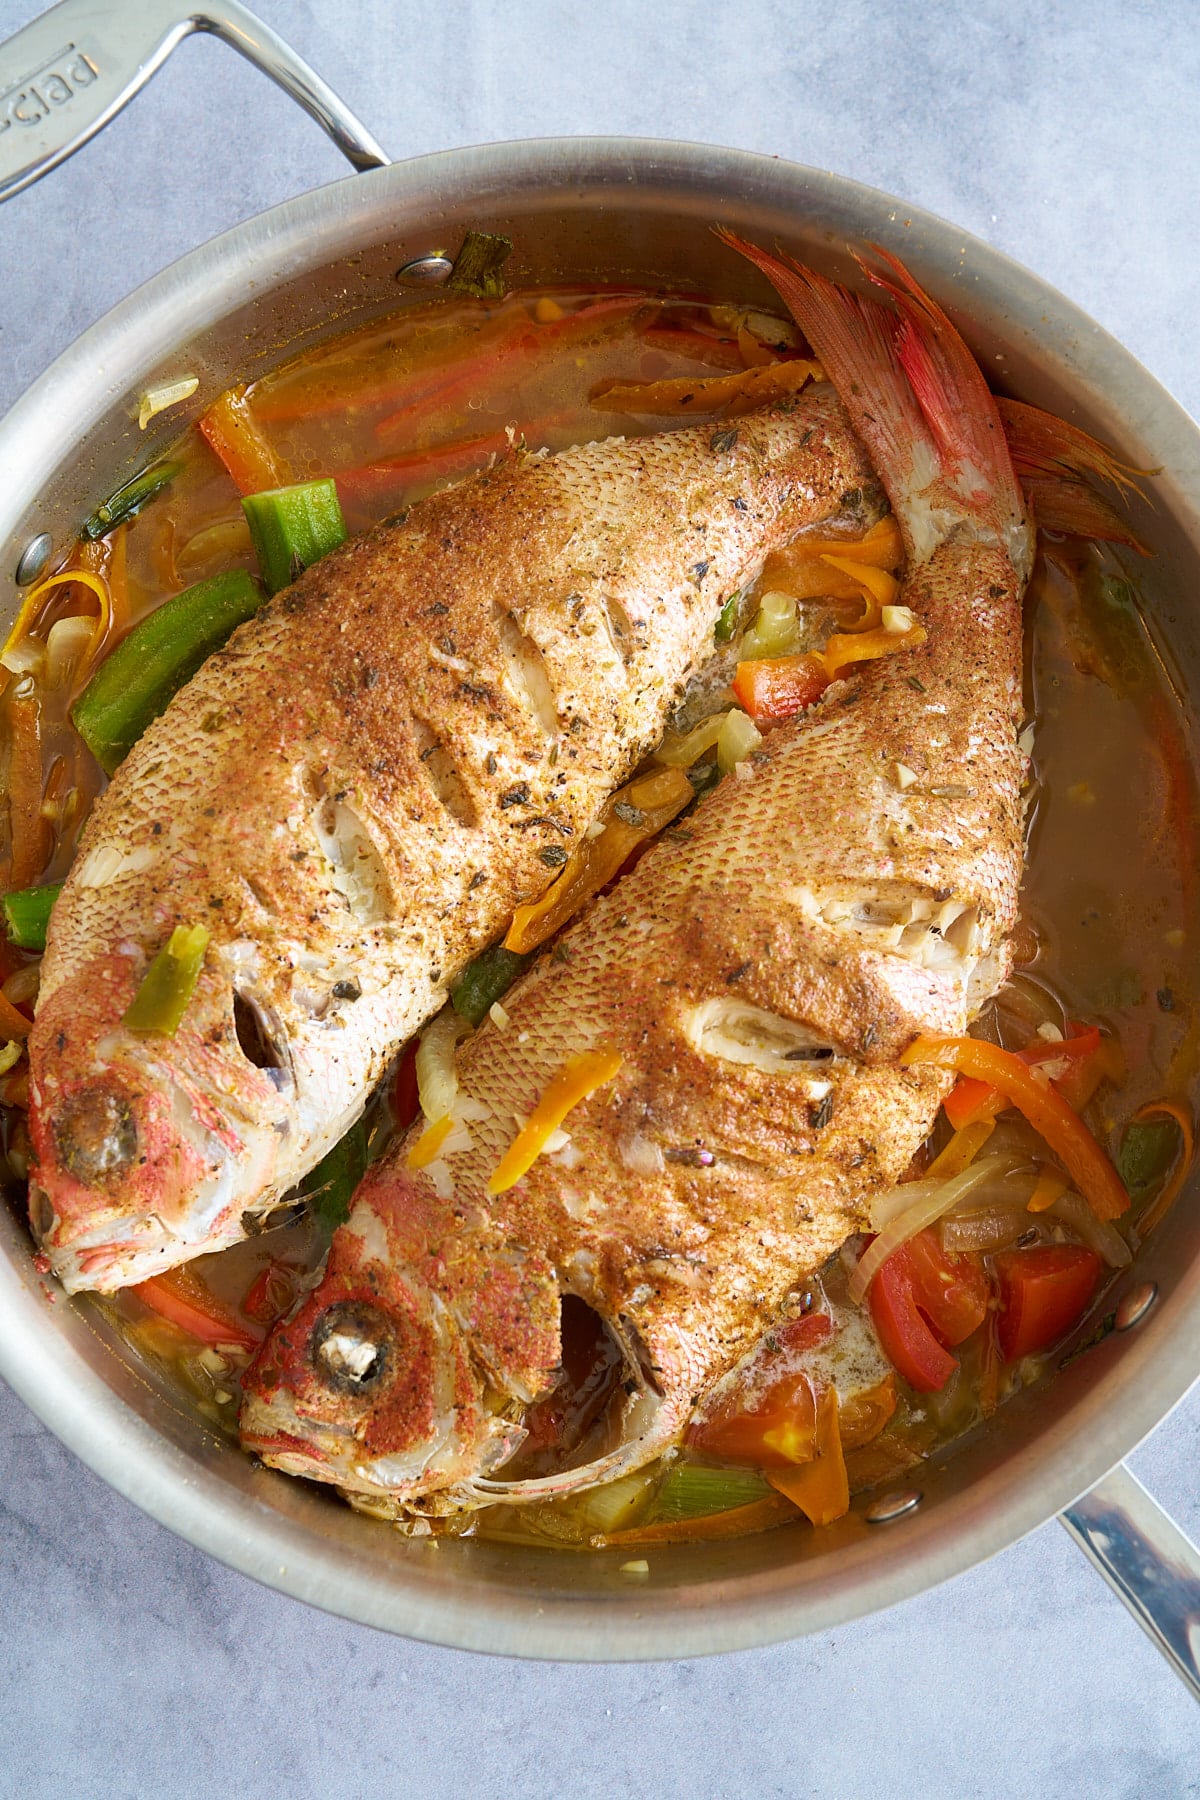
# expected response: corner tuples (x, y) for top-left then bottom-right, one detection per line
(487, 1049), (623, 1195)
(6, 697), (48, 890)
(199, 387), (290, 495)
(902, 1033), (1129, 1220)
(1133, 1099), (1194, 1234)
(590, 358), (820, 417)
(600, 1492), (797, 1547)
(766, 1387), (850, 1526)
(133, 1266), (263, 1351)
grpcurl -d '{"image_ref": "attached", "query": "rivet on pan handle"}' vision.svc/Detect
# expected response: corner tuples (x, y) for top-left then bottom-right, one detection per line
(0, 0), (389, 205)
(1061, 1462), (1200, 1703)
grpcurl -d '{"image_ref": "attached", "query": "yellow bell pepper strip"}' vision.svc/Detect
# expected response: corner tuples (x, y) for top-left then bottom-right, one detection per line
(406, 1113), (454, 1172)
(199, 386), (290, 496)
(925, 1117), (997, 1181)
(504, 764), (694, 955)
(819, 555), (900, 612)
(2, 568), (111, 676)
(901, 1033), (1130, 1221)
(590, 357), (821, 418)
(0, 990), (32, 1041)
(1129, 1100), (1194, 1235)
(487, 1048), (623, 1195)
(600, 1492), (797, 1548)
(123, 924), (210, 1036)
(6, 696), (49, 891)
(1026, 1167), (1070, 1214)
(766, 1386), (850, 1526)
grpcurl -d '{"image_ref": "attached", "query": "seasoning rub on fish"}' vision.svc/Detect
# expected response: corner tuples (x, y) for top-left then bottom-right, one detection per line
(29, 395), (876, 1293)
(238, 247), (1044, 1516)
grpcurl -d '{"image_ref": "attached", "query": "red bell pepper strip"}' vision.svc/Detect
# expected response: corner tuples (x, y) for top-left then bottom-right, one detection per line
(867, 1229), (988, 1392)
(943, 1023), (1103, 1130)
(133, 1266), (264, 1350)
(905, 1032), (1129, 1221)
(993, 1244), (1102, 1361)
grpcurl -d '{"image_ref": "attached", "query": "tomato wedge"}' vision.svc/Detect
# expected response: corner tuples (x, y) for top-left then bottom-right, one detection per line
(687, 1312), (834, 1465)
(993, 1244), (1102, 1361)
(732, 654), (829, 724)
(868, 1229), (988, 1392)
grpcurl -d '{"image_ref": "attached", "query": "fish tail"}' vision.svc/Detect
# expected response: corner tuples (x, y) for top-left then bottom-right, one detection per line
(715, 229), (1028, 565)
(997, 395), (1151, 553)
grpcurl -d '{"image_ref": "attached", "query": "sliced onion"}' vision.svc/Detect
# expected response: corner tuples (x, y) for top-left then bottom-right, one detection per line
(45, 615), (96, 690)
(1, 638), (44, 678)
(657, 711), (730, 768)
(415, 1007), (471, 1123)
(1048, 1189), (1133, 1268)
(939, 1208), (1027, 1254)
(138, 375), (199, 430)
(2, 961), (41, 1007)
(716, 708), (762, 774)
(850, 1157), (1005, 1304)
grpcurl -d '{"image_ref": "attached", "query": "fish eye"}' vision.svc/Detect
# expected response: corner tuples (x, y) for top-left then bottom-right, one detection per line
(52, 1085), (138, 1185)
(310, 1301), (392, 1395)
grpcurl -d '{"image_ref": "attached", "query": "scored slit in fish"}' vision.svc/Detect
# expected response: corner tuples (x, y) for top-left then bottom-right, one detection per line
(28, 393), (877, 1293)
(239, 246), (1040, 1517)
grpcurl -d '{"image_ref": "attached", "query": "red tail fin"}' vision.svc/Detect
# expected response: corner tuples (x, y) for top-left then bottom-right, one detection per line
(996, 397), (1150, 551)
(713, 229), (933, 523)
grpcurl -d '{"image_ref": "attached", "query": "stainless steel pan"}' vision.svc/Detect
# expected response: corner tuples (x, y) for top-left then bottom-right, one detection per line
(3, 0), (1200, 1681)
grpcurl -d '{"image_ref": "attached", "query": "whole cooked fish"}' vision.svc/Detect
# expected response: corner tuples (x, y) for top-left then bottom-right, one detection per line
(29, 395), (876, 1293)
(238, 247), (1040, 1514)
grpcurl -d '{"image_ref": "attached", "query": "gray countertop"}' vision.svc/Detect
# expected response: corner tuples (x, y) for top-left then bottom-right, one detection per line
(2, 0), (1199, 1792)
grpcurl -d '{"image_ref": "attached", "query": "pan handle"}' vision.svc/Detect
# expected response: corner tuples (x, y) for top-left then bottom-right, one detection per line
(1061, 1461), (1200, 1702)
(0, 0), (389, 204)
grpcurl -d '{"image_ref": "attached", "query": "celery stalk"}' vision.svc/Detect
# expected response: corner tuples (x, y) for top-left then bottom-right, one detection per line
(123, 925), (210, 1035)
(241, 479), (347, 594)
(2, 882), (62, 951)
(647, 1461), (775, 1523)
(71, 569), (264, 774)
(741, 590), (799, 660)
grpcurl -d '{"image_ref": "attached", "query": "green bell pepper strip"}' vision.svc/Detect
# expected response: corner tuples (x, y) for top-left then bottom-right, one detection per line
(71, 569), (264, 774)
(2, 882), (62, 951)
(449, 942), (531, 1027)
(305, 1117), (369, 1231)
(241, 479), (347, 595)
(122, 924), (210, 1035)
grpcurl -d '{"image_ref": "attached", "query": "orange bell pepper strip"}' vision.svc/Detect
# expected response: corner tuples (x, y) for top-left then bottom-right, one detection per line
(1134, 1099), (1195, 1234)
(487, 1048), (623, 1195)
(590, 357), (821, 417)
(0, 990), (32, 1041)
(504, 764), (694, 956)
(766, 1386), (850, 1526)
(902, 1033), (1129, 1221)
(199, 386), (290, 495)
(731, 654), (829, 724)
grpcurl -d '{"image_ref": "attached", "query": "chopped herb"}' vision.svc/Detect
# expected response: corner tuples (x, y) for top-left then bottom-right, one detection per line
(1157, 987), (1176, 1012)
(686, 759), (721, 798)
(691, 559), (710, 583)
(612, 801), (646, 827)
(82, 461), (181, 540)
(714, 594), (739, 643)
(907, 675), (926, 693)
(810, 1093), (835, 1130)
(500, 783), (531, 809)
(444, 230), (513, 299)
(710, 427), (739, 454)
(539, 844), (569, 868)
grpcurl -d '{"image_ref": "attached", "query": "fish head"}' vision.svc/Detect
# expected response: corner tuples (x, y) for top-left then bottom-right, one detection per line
(239, 1168), (563, 1498)
(28, 949), (293, 1291)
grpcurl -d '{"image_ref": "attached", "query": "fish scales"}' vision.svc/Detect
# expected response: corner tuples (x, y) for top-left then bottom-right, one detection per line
(28, 394), (876, 1293)
(240, 531), (1026, 1512)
